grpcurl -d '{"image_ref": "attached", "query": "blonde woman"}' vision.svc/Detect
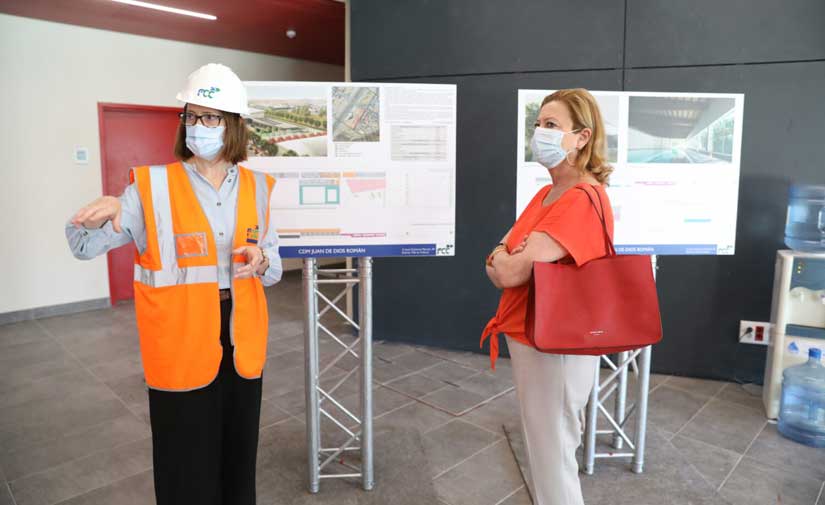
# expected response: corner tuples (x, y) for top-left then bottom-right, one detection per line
(481, 89), (615, 505)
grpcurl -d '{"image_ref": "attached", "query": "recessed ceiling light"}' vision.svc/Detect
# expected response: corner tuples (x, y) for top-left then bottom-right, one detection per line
(286, 29), (297, 39)
(111, 0), (217, 21)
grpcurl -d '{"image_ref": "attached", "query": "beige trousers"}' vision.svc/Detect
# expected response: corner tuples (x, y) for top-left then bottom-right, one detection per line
(506, 336), (599, 505)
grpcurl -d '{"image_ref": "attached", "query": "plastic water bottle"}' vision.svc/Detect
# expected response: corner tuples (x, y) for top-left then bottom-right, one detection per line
(778, 348), (825, 447)
(785, 184), (825, 252)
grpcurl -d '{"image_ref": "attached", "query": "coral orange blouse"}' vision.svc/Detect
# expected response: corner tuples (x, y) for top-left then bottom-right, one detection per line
(480, 183), (614, 368)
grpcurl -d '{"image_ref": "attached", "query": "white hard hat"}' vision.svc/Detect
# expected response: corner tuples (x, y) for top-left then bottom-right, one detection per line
(176, 63), (248, 114)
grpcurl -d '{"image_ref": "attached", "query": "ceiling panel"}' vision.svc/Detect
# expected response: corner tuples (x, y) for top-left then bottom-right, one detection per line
(0, 0), (344, 65)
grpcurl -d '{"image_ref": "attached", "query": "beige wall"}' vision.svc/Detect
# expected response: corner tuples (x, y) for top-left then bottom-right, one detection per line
(0, 14), (344, 315)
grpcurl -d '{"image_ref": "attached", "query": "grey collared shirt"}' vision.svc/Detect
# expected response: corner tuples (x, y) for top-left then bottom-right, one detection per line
(66, 163), (283, 288)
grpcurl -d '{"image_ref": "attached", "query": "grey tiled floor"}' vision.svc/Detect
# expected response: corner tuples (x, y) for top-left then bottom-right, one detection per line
(1, 271), (824, 505)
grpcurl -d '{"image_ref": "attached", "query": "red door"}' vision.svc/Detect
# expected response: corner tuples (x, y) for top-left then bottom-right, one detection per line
(98, 103), (181, 304)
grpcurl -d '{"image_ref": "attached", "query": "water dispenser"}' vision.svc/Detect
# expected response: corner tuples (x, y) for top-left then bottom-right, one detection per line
(763, 250), (825, 419)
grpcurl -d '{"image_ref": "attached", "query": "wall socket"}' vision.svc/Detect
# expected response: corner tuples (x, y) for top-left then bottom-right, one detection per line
(739, 320), (772, 345)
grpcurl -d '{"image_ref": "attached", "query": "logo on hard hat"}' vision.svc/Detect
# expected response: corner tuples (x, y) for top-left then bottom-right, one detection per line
(197, 87), (221, 99)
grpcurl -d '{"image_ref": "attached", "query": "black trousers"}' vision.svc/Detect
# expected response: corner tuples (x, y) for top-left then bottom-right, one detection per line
(148, 299), (263, 505)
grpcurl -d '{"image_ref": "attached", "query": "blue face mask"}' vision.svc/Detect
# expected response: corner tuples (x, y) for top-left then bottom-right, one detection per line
(185, 124), (225, 161)
(530, 126), (579, 169)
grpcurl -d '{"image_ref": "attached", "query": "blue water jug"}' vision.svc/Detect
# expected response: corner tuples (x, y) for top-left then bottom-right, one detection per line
(785, 184), (825, 252)
(778, 348), (825, 447)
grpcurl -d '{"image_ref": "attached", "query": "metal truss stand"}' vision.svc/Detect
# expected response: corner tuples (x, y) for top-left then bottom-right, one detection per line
(303, 257), (374, 493)
(583, 255), (657, 475)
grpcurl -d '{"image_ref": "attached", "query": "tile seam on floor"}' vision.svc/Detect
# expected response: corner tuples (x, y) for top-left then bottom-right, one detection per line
(0, 364), (91, 392)
(421, 414), (460, 436)
(414, 386), (515, 421)
(739, 452), (825, 484)
(595, 373), (669, 400)
(48, 464), (154, 505)
(0, 369), (110, 416)
(452, 414), (510, 439)
(285, 413), (306, 427)
(1, 411), (148, 473)
(26, 322), (151, 481)
(459, 388), (516, 416)
(0, 360), (85, 397)
(264, 364), (351, 400)
(33, 319), (144, 428)
(670, 429), (742, 457)
(493, 484), (526, 505)
(816, 479), (824, 505)
(1, 406), (141, 461)
(662, 381), (725, 401)
(415, 347), (491, 372)
(646, 374), (672, 395)
(336, 387), (418, 431)
(382, 363), (479, 387)
(4, 481), (17, 505)
(74, 359), (147, 429)
(7, 435), (152, 488)
(381, 380), (448, 400)
(381, 369), (511, 412)
(415, 411), (461, 436)
(122, 403), (151, 428)
(714, 383), (767, 414)
(261, 414), (304, 433)
(379, 360), (469, 389)
(407, 384), (455, 414)
(670, 380), (727, 440)
(432, 437), (505, 481)
(268, 329), (303, 339)
(715, 420), (767, 493)
(369, 396), (419, 423)
(258, 402), (295, 431)
(377, 345), (418, 361)
(661, 432), (724, 493)
(22, 322), (87, 370)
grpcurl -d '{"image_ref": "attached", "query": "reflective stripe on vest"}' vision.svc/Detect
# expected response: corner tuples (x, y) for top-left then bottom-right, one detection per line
(130, 162), (273, 391)
(133, 264), (218, 287)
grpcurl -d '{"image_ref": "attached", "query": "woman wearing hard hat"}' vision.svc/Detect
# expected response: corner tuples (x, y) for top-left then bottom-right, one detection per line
(66, 63), (280, 505)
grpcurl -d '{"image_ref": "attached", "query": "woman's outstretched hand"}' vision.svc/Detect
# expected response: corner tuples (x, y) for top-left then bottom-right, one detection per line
(70, 196), (123, 232)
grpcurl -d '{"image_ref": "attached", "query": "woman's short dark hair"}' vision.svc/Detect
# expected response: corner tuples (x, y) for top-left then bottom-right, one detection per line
(174, 105), (249, 164)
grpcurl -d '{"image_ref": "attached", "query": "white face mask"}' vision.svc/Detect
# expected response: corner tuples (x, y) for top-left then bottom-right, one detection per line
(185, 124), (225, 161)
(530, 126), (579, 169)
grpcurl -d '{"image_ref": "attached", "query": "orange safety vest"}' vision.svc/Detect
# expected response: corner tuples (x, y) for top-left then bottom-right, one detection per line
(130, 162), (275, 391)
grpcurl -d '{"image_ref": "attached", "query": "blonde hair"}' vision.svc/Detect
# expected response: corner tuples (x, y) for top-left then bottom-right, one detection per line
(541, 88), (613, 184)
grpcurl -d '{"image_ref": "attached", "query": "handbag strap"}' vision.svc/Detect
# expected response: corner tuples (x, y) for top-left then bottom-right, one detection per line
(576, 186), (616, 257)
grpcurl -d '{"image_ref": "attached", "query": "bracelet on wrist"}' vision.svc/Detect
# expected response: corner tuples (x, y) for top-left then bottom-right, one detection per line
(256, 247), (269, 276)
(486, 245), (507, 267)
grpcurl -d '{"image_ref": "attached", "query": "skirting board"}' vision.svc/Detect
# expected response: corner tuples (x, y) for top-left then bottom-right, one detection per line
(0, 260), (344, 326)
(0, 297), (111, 326)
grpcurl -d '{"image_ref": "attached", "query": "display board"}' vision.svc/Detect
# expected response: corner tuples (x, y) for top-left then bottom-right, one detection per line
(243, 82), (457, 258)
(517, 90), (745, 255)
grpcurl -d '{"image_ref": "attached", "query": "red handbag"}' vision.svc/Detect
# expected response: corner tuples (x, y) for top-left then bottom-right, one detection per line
(525, 187), (662, 355)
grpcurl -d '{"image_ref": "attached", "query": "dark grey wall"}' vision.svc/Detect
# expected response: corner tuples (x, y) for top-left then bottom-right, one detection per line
(350, 0), (825, 381)
(351, 1), (624, 78)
